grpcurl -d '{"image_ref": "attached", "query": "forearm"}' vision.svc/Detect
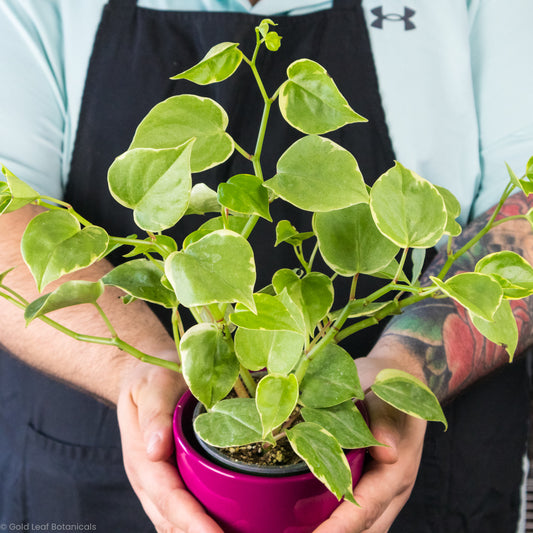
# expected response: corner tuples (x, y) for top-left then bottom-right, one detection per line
(371, 192), (533, 401)
(0, 205), (179, 404)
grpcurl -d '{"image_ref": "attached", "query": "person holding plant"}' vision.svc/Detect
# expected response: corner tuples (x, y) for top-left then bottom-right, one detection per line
(0, 1), (532, 532)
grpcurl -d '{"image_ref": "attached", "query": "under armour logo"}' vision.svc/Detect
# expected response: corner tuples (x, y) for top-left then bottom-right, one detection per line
(371, 6), (416, 30)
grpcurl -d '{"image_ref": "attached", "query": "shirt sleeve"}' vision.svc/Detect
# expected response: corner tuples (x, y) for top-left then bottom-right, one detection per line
(0, 0), (67, 198)
(469, 0), (533, 219)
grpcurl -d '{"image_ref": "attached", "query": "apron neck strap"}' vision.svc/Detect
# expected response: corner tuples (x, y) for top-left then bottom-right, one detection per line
(107, 0), (136, 7)
(333, 0), (360, 8)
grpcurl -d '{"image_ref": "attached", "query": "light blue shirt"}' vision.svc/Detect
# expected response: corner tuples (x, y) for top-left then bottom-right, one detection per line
(1, 0), (532, 225)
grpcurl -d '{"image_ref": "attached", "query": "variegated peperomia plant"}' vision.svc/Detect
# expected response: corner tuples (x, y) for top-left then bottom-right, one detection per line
(2, 19), (533, 503)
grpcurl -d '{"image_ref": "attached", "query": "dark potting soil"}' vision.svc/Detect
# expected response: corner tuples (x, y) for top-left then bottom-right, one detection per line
(220, 435), (303, 467)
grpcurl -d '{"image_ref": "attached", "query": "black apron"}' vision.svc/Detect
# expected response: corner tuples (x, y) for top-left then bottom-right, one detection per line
(0, 1), (528, 531)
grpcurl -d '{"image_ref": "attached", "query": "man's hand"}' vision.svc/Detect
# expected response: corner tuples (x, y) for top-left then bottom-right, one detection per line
(313, 354), (427, 533)
(117, 362), (223, 533)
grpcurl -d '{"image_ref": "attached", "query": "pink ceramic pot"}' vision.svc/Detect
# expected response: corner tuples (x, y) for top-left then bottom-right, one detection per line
(173, 390), (366, 533)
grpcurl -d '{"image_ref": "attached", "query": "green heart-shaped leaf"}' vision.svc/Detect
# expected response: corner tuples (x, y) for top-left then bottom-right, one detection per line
(218, 174), (271, 220)
(108, 141), (194, 232)
(180, 323), (239, 409)
(435, 185), (462, 237)
(506, 162), (533, 196)
(256, 374), (299, 438)
(230, 293), (303, 333)
(274, 220), (314, 246)
(371, 369), (447, 429)
(257, 19), (277, 38)
(469, 299), (518, 360)
(300, 344), (363, 408)
(475, 251), (533, 299)
(165, 230), (256, 310)
(21, 211), (109, 291)
(301, 401), (383, 449)
(287, 422), (356, 504)
(24, 280), (105, 324)
(265, 135), (368, 212)
(234, 327), (304, 374)
(171, 42), (243, 85)
(410, 248), (426, 285)
(129, 94), (234, 172)
(185, 183), (220, 215)
(102, 259), (178, 308)
(272, 269), (334, 335)
(314, 203), (399, 276)
(183, 216), (248, 248)
(370, 162), (447, 248)
(0, 165), (39, 214)
(194, 398), (263, 446)
(279, 59), (366, 134)
(120, 234), (177, 259)
(264, 31), (282, 51)
(430, 272), (502, 321)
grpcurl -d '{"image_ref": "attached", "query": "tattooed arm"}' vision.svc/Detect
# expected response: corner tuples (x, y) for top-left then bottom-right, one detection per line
(380, 191), (533, 401)
(314, 191), (533, 533)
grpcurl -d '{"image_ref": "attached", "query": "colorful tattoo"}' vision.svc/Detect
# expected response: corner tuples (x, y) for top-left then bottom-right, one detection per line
(383, 192), (533, 400)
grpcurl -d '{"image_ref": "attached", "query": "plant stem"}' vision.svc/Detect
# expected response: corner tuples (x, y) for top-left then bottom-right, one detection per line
(110, 236), (170, 257)
(240, 214), (260, 240)
(269, 85), (281, 102)
(490, 214), (528, 227)
(94, 302), (118, 337)
(294, 302), (354, 383)
(349, 274), (359, 301)
(144, 253), (166, 272)
(437, 181), (516, 280)
(0, 283), (29, 306)
(113, 337), (182, 372)
(208, 303), (225, 322)
(239, 364), (258, 397)
(36, 196), (72, 209)
(308, 242), (319, 271)
(245, 47), (270, 105)
(233, 376), (251, 398)
(0, 289), (181, 372)
(360, 281), (396, 305)
(233, 141), (253, 160)
(252, 99), (272, 173)
(35, 197), (95, 228)
(295, 244), (310, 273)
(221, 207), (230, 229)
(171, 307), (183, 356)
(394, 247), (409, 283)
(236, 48), (275, 242)
(334, 289), (436, 343)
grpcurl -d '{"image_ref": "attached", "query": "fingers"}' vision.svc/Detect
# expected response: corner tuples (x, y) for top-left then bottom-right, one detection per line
(364, 396), (402, 465)
(313, 389), (426, 533)
(117, 365), (223, 533)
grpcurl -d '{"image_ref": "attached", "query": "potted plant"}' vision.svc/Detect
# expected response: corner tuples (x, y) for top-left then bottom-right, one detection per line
(1, 19), (533, 533)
